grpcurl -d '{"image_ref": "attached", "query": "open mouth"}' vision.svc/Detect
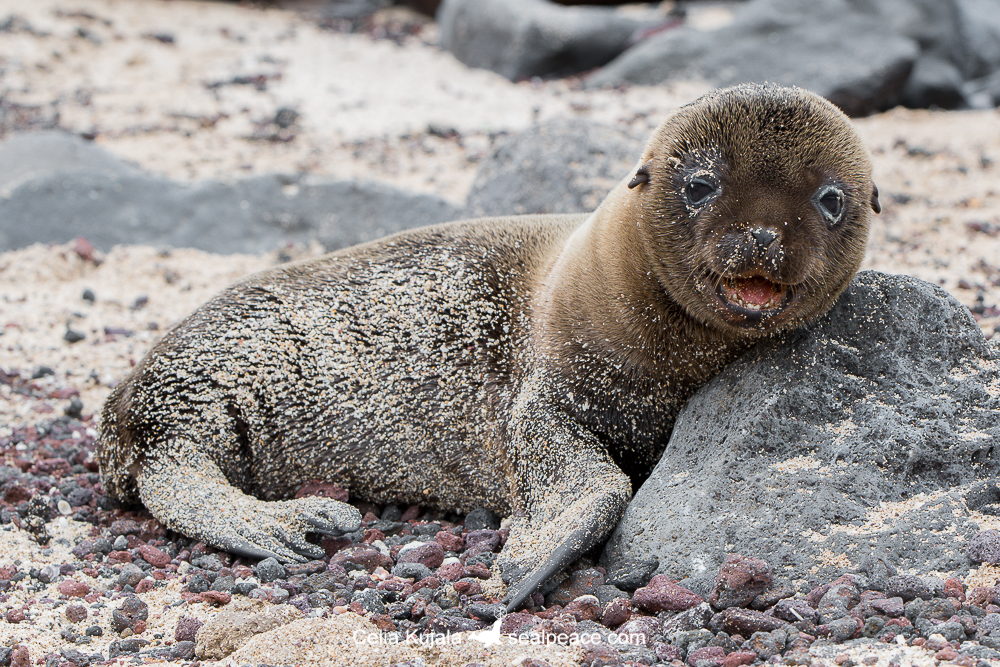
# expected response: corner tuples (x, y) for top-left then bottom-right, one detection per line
(715, 275), (793, 322)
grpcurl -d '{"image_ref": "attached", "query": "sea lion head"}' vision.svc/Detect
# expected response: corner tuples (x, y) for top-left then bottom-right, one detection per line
(627, 83), (879, 338)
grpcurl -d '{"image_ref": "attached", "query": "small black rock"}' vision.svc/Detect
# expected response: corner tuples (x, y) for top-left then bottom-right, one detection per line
(464, 507), (500, 532)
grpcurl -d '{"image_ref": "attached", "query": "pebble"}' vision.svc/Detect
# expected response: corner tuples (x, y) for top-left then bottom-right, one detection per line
(633, 574), (704, 612)
(254, 557), (286, 583)
(111, 596), (149, 633)
(174, 616), (203, 642)
(57, 580), (90, 598)
(397, 541), (445, 568)
(709, 555), (773, 609)
(64, 604), (87, 622)
(464, 507), (500, 531)
(967, 530), (1000, 564)
(885, 574), (933, 601)
(710, 608), (789, 635)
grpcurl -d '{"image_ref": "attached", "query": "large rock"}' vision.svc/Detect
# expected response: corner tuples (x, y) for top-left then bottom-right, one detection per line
(462, 119), (643, 218)
(587, 0), (918, 116)
(437, 0), (660, 81)
(603, 271), (1000, 583)
(0, 131), (459, 254)
(952, 0), (1000, 80)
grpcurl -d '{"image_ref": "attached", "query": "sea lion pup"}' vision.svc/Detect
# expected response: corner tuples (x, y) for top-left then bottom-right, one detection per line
(98, 83), (880, 611)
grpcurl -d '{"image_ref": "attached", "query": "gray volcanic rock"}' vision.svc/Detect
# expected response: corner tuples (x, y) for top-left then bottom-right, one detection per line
(901, 55), (967, 109)
(952, 0), (1000, 80)
(0, 131), (459, 254)
(437, 0), (660, 81)
(603, 271), (1000, 584)
(462, 119), (643, 218)
(587, 0), (919, 116)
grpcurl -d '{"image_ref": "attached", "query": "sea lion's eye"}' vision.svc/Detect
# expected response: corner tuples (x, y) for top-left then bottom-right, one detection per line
(814, 185), (845, 225)
(686, 179), (716, 205)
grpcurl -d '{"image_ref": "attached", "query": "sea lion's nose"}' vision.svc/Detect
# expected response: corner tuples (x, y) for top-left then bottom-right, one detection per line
(750, 227), (778, 250)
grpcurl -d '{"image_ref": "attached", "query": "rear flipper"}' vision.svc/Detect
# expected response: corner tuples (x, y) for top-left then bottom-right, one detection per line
(497, 391), (632, 611)
(137, 439), (361, 562)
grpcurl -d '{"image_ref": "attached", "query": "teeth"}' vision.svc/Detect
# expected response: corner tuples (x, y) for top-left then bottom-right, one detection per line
(720, 277), (785, 311)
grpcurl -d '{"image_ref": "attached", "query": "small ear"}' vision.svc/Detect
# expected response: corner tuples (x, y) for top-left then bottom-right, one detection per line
(870, 182), (881, 214)
(628, 162), (652, 189)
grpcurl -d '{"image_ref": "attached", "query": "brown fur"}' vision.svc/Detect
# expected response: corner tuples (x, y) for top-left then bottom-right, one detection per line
(97, 83), (877, 610)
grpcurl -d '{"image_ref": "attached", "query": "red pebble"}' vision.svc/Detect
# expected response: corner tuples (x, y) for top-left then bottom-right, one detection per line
(362, 528), (386, 544)
(57, 580), (90, 598)
(9, 645), (29, 667)
(106, 550), (133, 564)
(935, 647), (958, 661)
(400, 505), (421, 522)
(5, 608), (26, 623)
(133, 619), (147, 634)
(435, 531), (464, 552)
(437, 562), (465, 582)
(199, 591), (231, 606)
(633, 574), (704, 612)
(944, 577), (966, 600)
(465, 562), (491, 579)
(452, 579), (482, 596)
(135, 579), (156, 594)
(137, 544), (171, 568)
(721, 651), (757, 667)
(73, 236), (95, 261)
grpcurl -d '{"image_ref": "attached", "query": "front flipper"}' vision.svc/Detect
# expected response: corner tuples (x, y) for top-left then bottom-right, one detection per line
(497, 391), (632, 611)
(137, 439), (361, 563)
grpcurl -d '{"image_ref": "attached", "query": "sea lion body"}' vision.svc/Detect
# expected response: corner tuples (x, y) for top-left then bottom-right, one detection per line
(98, 84), (879, 609)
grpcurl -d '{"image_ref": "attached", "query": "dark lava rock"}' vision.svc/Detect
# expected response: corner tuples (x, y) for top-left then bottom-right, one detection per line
(0, 131), (459, 254)
(663, 602), (714, 634)
(468, 602), (506, 622)
(392, 562), (433, 581)
(107, 639), (148, 658)
(462, 119), (642, 219)
(437, 0), (660, 81)
(817, 576), (861, 622)
(587, 0), (918, 116)
(772, 598), (818, 624)
(603, 272), (1000, 584)
(967, 529), (1000, 564)
(464, 507), (500, 531)
(709, 555), (772, 610)
(886, 575), (933, 602)
(254, 557), (286, 583)
(111, 597), (148, 633)
(169, 641), (196, 660)
(65, 605), (87, 623)
(901, 54), (967, 109)
(594, 584), (630, 609)
(604, 556), (659, 591)
(330, 545), (393, 573)
(352, 587), (386, 615)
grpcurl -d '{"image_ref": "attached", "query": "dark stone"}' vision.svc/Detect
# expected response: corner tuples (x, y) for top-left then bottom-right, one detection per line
(392, 562), (433, 581)
(107, 639), (148, 658)
(772, 598), (818, 624)
(967, 530), (1000, 564)
(352, 587), (386, 615)
(951, 0), (1000, 80)
(603, 272), (999, 584)
(886, 575), (933, 602)
(255, 557), (286, 583)
(468, 602), (506, 622)
(462, 119), (642, 219)
(858, 553), (897, 591)
(604, 556), (658, 591)
(397, 541), (445, 569)
(117, 564), (144, 589)
(0, 131), (459, 254)
(185, 573), (210, 594)
(111, 596), (148, 633)
(816, 576), (860, 623)
(901, 54), (967, 109)
(593, 584), (630, 609)
(169, 641), (195, 660)
(588, 0), (918, 116)
(437, 0), (660, 80)
(663, 602), (714, 634)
